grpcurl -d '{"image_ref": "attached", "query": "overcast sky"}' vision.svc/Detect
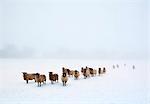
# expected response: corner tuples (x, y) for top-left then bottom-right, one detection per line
(0, 0), (148, 60)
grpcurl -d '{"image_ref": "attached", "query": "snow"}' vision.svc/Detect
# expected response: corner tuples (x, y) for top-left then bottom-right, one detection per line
(0, 59), (148, 104)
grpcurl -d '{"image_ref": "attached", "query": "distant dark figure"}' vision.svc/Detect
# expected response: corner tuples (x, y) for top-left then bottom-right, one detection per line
(67, 69), (71, 76)
(124, 64), (126, 67)
(113, 65), (115, 69)
(132, 65), (135, 69)
(81, 67), (84, 73)
(103, 67), (106, 73)
(98, 68), (101, 75)
(116, 64), (119, 68)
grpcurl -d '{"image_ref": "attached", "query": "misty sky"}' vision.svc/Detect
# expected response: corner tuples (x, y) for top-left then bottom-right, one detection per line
(0, 0), (148, 60)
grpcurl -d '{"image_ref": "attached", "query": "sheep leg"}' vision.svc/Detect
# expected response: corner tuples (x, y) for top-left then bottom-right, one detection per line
(65, 81), (67, 86)
(26, 80), (28, 84)
(83, 76), (85, 79)
(45, 79), (46, 83)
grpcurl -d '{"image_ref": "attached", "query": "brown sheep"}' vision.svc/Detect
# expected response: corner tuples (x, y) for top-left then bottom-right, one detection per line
(62, 67), (73, 77)
(67, 69), (70, 75)
(82, 67), (90, 79)
(87, 67), (97, 77)
(74, 70), (80, 79)
(35, 73), (46, 87)
(61, 73), (68, 86)
(62, 67), (69, 75)
(86, 67), (92, 77)
(81, 67), (86, 78)
(68, 70), (74, 77)
(89, 68), (94, 77)
(62, 67), (67, 74)
(22, 72), (36, 84)
(49, 72), (59, 84)
(93, 69), (97, 76)
(54, 74), (59, 82)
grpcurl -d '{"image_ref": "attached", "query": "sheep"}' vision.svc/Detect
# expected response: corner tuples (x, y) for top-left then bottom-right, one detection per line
(22, 72), (36, 84)
(81, 67), (84, 73)
(82, 67), (90, 79)
(54, 74), (59, 82)
(88, 67), (97, 77)
(62, 67), (70, 76)
(34, 73), (46, 87)
(74, 70), (80, 80)
(93, 69), (97, 76)
(98, 68), (101, 75)
(86, 67), (96, 77)
(103, 67), (106, 73)
(62, 67), (74, 77)
(86, 69), (90, 78)
(89, 68), (94, 77)
(82, 68), (87, 78)
(68, 70), (74, 77)
(67, 69), (70, 76)
(49, 72), (59, 84)
(62, 67), (68, 74)
(61, 73), (68, 86)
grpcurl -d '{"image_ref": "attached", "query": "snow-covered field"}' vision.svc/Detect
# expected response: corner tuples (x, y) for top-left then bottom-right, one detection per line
(0, 59), (148, 104)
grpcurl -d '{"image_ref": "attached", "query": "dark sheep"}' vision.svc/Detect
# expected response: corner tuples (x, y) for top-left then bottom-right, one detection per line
(49, 72), (59, 84)
(34, 73), (46, 87)
(22, 72), (36, 84)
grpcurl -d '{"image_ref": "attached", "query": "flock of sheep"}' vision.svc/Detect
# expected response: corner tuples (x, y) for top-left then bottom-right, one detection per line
(22, 64), (135, 87)
(22, 66), (106, 87)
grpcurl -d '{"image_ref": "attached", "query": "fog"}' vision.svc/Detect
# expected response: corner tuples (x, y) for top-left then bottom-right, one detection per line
(0, 0), (148, 60)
